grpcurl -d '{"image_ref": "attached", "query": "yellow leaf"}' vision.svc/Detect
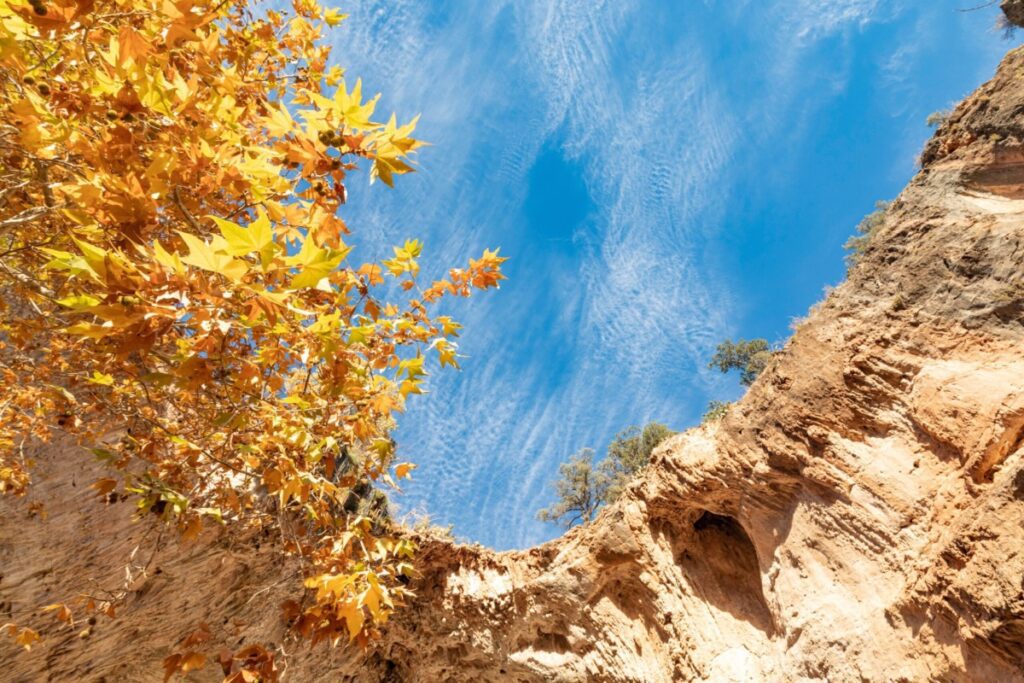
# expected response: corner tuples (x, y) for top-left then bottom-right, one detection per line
(360, 584), (381, 618)
(137, 66), (178, 117)
(57, 294), (101, 310)
(71, 238), (108, 281)
(333, 78), (380, 130)
(48, 384), (77, 404)
(263, 104), (295, 137)
(339, 601), (364, 640)
(64, 322), (116, 339)
(285, 237), (350, 289)
(42, 603), (73, 624)
(398, 379), (422, 399)
(91, 478), (118, 498)
(181, 652), (206, 673)
(434, 339), (459, 368)
(325, 65), (345, 87)
(153, 240), (185, 276)
(178, 232), (248, 282)
(210, 211), (273, 257)
(13, 626), (39, 650)
(324, 8), (348, 26)
(398, 355), (425, 380)
(87, 371), (115, 386)
(394, 463), (415, 479)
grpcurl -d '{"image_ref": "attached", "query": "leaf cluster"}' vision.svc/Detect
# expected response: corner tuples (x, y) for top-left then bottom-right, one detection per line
(0, 0), (505, 673)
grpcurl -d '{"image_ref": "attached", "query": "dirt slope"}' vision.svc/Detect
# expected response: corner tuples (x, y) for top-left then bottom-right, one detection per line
(4, 28), (1024, 683)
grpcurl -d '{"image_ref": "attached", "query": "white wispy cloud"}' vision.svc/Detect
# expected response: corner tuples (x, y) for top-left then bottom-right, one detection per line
(325, 0), (995, 549)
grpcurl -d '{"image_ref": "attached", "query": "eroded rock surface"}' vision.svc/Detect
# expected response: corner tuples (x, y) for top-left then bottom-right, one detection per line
(4, 34), (1024, 683)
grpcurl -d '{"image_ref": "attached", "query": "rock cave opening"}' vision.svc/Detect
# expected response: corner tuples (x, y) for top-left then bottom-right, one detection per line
(679, 510), (775, 635)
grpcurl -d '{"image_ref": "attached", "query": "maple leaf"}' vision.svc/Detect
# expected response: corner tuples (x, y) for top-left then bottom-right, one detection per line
(323, 8), (347, 26)
(57, 294), (101, 309)
(118, 25), (153, 67)
(178, 232), (249, 282)
(264, 104), (296, 138)
(87, 371), (115, 386)
(42, 603), (73, 625)
(211, 211), (274, 259)
(333, 79), (380, 130)
(284, 236), (350, 289)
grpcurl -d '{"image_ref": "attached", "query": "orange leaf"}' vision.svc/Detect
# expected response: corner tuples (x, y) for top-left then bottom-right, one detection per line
(180, 652), (206, 673)
(90, 478), (117, 499)
(118, 26), (153, 66)
(163, 654), (181, 683)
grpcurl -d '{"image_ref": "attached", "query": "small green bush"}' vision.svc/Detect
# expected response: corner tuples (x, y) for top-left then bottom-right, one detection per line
(844, 200), (891, 268)
(537, 422), (674, 528)
(708, 338), (773, 387)
(702, 400), (731, 424)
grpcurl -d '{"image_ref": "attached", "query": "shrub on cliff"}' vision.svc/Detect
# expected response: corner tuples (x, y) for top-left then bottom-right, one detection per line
(702, 400), (732, 424)
(538, 422), (673, 528)
(709, 338), (773, 387)
(926, 110), (950, 128)
(844, 200), (891, 268)
(537, 448), (610, 528)
(602, 422), (674, 502)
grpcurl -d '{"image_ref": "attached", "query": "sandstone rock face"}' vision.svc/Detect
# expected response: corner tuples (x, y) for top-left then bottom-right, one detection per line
(4, 36), (1024, 683)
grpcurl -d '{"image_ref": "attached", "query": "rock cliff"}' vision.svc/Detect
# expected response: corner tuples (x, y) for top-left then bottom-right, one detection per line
(4, 26), (1024, 683)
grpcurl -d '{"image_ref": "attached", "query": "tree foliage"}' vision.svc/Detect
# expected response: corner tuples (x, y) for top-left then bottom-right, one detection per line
(601, 422), (673, 503)
(701, 400), (731, 424)
(844, 199), (891, 268)
(926, 110), (950, 129)
(0, 0), (505, 673)
(536, 448), (608, 529)
(537, 422), (673, 528)
(708, 338), (772, 387)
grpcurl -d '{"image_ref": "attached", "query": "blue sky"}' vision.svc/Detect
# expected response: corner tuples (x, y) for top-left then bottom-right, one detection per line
(327, 1), (1011, 550)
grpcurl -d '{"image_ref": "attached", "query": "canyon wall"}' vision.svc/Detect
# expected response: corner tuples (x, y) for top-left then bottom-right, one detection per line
(4, 26), (1024, 683)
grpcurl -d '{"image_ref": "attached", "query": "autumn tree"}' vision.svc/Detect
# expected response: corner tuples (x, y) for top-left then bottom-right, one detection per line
(0, 0), (505, 675)
(708, 338), (773, 387)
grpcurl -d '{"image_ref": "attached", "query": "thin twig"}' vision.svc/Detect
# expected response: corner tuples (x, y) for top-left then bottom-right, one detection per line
(171, 187), (202, 232)
(0, 205), (60, 230)
(958, 0), (999, 11)
(34, 160), (54, 208)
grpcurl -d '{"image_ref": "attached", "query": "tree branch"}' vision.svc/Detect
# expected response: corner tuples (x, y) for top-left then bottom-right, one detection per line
(171, 187), (202, 232)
